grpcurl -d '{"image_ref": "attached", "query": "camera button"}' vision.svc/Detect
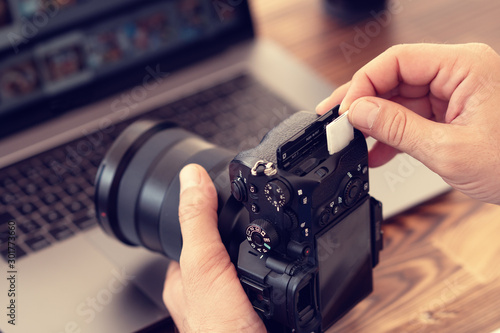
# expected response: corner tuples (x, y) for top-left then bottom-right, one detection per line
(251, 203), (260, 213)
(287, 241), (312, 259)
(251, 232), (265, 246)
(249, 184), (258, 194)
(315, 167), (328, 178)
(231, 177), (247, 202)
(319, 209), (331, 226)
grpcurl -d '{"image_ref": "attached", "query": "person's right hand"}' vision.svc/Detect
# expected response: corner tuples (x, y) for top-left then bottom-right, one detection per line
(316, 43), (500, 205)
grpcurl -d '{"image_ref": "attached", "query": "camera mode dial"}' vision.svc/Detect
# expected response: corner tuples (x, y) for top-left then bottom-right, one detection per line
(264, 180), (291, 208)
(246, 220), (279, 254)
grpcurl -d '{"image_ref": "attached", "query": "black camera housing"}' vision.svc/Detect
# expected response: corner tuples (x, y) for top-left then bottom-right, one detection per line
(229, 106), (383, 332)
(94, 104), (383, 333)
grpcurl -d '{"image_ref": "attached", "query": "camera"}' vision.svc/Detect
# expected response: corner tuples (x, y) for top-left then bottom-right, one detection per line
(94, 105), (383, 332)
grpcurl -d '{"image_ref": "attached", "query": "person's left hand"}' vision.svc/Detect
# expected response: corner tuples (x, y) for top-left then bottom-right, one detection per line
(162, 164), (266, 333)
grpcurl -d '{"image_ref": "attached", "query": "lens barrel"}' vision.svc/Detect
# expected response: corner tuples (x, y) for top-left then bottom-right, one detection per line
(95, 119), (239, 261)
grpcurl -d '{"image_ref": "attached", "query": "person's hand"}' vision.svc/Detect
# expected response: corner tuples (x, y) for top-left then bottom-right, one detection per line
(162, 164), (266, 333)
(316, 43), (500, 205)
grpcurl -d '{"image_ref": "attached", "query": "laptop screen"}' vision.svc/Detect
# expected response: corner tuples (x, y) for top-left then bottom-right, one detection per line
(0, 0), (253, 138)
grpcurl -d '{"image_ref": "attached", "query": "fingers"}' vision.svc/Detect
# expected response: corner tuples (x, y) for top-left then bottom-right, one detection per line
(316, 44), (486, 169)
(163, 164), (234, 330)
(177, 163), (220, 255)
(314, 43), (500, 204)
(339, 44), (475, 114)
(177, 163), (244, 301)
(347, 96), (447, 169)
(177, 164), (230, 279)
(163, 164), (266, 332)
(163, 163), (219, 330)
(316, 81), (350, 115)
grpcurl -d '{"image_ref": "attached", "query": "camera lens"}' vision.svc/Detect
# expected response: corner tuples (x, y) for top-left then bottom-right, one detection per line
(94, 119), (245, 261)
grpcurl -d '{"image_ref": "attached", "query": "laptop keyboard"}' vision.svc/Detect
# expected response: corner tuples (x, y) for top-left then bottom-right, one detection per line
(0, 74), (296, 261)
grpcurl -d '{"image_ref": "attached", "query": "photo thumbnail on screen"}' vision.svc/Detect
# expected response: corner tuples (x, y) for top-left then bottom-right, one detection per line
(0, 59), (41, 101)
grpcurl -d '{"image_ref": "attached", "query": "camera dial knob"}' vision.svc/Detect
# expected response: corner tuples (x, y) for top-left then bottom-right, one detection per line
(343, 177), (363, 206)
(246, 220), (279, 254)
(264, 180), (291, 209)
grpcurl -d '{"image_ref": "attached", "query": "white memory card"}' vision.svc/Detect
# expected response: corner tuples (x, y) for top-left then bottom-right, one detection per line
(326, 110), (354, 155)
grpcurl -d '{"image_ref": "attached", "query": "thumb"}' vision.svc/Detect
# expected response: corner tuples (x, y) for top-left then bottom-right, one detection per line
(347, 97), (446, 166)
(178, 163), (222, 260)
(177, 164), (235, 284)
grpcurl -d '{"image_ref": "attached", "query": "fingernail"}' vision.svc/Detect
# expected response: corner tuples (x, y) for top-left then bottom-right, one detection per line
(315, 97), (330, 113)
(350, 100), (380, 130)
(339, 100), (348, 113)
(179, 164), (201, 194)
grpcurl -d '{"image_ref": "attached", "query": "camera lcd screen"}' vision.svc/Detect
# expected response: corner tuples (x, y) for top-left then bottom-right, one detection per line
(315, 198), (373, 328)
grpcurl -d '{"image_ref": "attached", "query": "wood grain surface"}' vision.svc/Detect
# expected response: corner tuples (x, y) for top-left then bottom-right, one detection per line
(250, 0), (500, 332)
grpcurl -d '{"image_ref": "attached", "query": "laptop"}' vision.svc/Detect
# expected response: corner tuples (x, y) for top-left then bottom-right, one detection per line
(0, 1), (450, 332)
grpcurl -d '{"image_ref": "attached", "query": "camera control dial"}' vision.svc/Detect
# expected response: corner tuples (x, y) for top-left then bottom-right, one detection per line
(264, 180), (291, 208)
(246, 220), (279, 254)
(344, 177), (363, 207)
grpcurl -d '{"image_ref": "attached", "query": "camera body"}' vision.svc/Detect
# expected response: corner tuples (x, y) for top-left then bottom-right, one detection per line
(229, 106), (383, 332)
(94, 104), (383, 333)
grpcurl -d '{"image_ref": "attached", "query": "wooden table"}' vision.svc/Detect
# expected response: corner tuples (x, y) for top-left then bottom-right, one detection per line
(250, 0), (500, 332)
